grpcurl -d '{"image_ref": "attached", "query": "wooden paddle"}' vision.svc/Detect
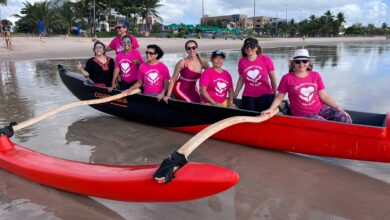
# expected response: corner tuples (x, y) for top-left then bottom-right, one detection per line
(1, 89), (141, 135)
(154, 108), (279, 183)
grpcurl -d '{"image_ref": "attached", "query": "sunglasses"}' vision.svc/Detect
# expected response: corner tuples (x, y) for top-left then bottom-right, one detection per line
(244, 44), (257, 49)
(94, 45), (104, 50)
(115, 26), (126, 30)
(145, 51), (156, 55)
(294, 60), (309, 64)
(186, 46), (197, 51)
(122, 40), (132, 45)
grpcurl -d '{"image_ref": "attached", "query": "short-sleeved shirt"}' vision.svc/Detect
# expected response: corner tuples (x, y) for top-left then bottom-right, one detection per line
(138, 62), (170, 95)
(84, 57), (114, 87)
(108, 35), (139, 54)
(277, 71), (325, 117)
(238, 55), (275, 97)
(200, 68), (233, 104)
(115, 50), (144, 83)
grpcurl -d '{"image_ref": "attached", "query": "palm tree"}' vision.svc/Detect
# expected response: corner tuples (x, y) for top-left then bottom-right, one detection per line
(13, 1), (63, 35)
(334, 12), (346, 36)
(138, 0), (163, 34)
(0, 0), (6, 6)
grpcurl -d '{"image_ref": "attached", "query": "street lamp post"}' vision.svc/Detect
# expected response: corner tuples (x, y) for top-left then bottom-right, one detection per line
(253, 0), (256, 32)
(284, 4), (287, 22)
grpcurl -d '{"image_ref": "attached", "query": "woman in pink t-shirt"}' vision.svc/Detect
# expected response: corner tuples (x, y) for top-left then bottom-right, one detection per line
(234, 37), (277, 112)
(199, 50), (235, 108)
(92, 19), (139, 54)
(109, 35), (144, 91)
(124, 45), (170, 101)
(262, 49), (352, 123)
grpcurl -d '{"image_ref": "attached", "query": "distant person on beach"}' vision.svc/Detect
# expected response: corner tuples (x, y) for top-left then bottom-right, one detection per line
(262, 49), (352, 123)
(92, 19), (139, 54)
(77, 41), (114, 87)
(124, 45), (170, 101)
(234, 37), (277, 112)
(3, 27), (12, 50)
(109, 35), (144, 91)
(200, 50), (235, 108)
(163, 40), (210, 103)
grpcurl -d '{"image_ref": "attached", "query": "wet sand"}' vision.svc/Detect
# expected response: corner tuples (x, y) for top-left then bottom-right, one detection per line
(0, 36), (387, 61)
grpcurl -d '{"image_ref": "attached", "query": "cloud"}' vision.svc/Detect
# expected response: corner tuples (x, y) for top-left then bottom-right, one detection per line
(2, 0), (389, 26)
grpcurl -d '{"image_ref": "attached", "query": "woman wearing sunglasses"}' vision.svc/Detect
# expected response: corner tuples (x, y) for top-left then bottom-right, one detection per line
(262, 49), (352, 123)
(124, 45), (170, 101)
(109, 35), (144, 91)
(92, 19), (139, 54)
(234, 37), (277, 112)
(199, 50), (235, 108)
(77, 41), (114, 87)
(163, 40), (209, 103)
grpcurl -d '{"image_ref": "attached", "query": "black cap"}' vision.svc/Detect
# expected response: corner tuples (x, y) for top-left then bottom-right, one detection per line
(243, 37), (258, 47)
(211, 50), (226, 59)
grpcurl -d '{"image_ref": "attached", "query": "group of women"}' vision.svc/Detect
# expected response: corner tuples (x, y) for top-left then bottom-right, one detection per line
(77, 19), (352, 124)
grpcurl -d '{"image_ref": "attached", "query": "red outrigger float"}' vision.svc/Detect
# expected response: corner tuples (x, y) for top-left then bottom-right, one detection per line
(59, 65), (390, 163)
(0, 135), (239, 202)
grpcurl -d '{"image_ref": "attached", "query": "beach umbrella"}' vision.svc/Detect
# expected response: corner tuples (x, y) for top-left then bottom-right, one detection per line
(76, 23), (81, 36)
(167, 24), (179, 30)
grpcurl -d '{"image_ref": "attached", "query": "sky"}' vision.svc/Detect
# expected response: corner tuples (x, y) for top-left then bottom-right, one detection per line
(1, 0), (389, 27)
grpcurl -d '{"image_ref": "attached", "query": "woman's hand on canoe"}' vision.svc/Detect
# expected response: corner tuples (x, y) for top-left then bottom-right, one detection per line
(163, 95), (170, 104)
(156, 93), (164, 102)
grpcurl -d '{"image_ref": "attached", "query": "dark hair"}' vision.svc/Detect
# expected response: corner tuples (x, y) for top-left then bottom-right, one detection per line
(288, 60), (314, 72)
(241, 37), (262, 57)
(121, 35), (132, 43)
(93, 41), (106, 55)
(147, 44), (164, 60)
(117, 19), (130, 31)
(184, 40), (205, 68)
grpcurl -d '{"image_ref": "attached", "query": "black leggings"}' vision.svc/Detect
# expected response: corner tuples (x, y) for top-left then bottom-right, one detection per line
(242, 94), (275, 112)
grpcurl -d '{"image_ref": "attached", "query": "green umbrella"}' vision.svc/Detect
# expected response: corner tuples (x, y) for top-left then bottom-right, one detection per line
(167, 24), (179, 30)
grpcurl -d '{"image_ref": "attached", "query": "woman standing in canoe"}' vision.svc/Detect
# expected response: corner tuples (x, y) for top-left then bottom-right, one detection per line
(234, 37), (277, 111)
(77, 41), (114, 87)
(163, 40), (209, 103)
(109, 35), (144, 91)
(199, 50), (235, 108)
(92, 19), (139, 54)
(124, 45), (170, 101)
(262, 49), (352, 123)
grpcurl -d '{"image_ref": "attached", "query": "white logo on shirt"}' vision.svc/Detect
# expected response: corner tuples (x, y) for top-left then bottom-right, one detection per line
(216, 82), (227, 94)
(120, 62), (130, 75)
(247, 69), (261, 82)
(299, 86), (315, 102)
(147, 72), (159, 85)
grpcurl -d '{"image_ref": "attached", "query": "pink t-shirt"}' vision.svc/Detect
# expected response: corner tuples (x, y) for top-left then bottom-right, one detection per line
(238, 55), (275, 97)
(200, 68), (233, 104)
(115, 50), (144, 83)
(138, 62), (170, 95)
(278, 71), (325, 117)
(109, 35), (139, 54)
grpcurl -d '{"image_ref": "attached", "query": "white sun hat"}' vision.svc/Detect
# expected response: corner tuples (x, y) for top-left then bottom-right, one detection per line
(291, 49), (311, 60)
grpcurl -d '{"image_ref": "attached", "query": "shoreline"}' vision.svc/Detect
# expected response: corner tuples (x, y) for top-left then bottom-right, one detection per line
(0, 36), (387, 62)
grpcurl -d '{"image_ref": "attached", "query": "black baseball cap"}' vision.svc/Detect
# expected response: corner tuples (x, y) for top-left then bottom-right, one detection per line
(243, 37), (258, 47)
(211, 50), (226, 59)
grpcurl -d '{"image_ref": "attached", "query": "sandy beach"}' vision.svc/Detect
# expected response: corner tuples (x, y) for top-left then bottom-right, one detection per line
(0, 36), (387, 61)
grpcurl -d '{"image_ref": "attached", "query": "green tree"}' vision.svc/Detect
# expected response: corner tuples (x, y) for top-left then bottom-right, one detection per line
(13, 1), (63, 35)
(138, 0), (163, 34)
